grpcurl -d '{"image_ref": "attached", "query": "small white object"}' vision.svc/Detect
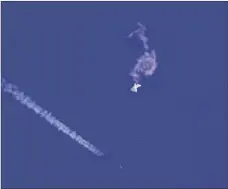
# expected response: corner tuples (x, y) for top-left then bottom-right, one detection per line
(131, 83), (141, 93)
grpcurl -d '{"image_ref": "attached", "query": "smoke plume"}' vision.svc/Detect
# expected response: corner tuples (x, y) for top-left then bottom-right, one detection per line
(128, 22), (158, 84)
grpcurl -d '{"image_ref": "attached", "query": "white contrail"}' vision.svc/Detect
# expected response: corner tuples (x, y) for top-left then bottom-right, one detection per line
(1, 78), (104, 156)
(128, 22), (158, 84)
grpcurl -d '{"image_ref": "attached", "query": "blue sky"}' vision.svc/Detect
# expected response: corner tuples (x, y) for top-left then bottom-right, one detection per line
(2, 2), (228, 188)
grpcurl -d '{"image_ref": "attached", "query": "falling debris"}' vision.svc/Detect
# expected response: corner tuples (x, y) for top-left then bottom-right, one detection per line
(130, 83), (142, 93)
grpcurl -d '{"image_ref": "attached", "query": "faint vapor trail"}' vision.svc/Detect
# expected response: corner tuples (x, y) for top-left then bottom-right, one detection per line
(1, 78), (104, 156)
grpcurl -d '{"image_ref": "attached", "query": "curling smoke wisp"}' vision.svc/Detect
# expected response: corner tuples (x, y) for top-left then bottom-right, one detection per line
(1, 78), (104, 156)
(128, 22), (158, 84)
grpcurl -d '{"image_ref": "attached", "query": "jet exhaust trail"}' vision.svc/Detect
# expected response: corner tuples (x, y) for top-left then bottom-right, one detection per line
(128, 22), (158, 84)
(1, 78), (104, 156)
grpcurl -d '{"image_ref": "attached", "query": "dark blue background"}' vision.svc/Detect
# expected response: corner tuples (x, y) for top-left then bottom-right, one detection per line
(2, 2), (228, 188)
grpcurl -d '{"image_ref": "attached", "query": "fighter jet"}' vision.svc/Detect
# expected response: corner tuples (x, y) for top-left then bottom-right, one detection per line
(131, 83), (141, 93)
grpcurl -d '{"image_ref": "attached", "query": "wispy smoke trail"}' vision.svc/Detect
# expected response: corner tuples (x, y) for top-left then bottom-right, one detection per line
(128, 22), (158, 84)
(128, 22), (149, 51)
(1, 78), (104, 156)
